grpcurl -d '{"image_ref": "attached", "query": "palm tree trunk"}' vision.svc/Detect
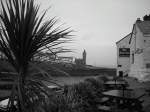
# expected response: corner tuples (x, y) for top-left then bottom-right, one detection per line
(17, 68), (26, 112)
(8, 80), (17, 112)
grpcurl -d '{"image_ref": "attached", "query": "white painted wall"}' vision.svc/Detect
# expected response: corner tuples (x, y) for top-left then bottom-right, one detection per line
(129, 23), (150, 81)
(142, 34), (150, 81)
(116, 34), (131, 76)
(129, 24), (145, 80)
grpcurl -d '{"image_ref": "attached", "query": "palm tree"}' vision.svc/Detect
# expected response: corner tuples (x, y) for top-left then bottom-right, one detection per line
(0, 0), (72, 112)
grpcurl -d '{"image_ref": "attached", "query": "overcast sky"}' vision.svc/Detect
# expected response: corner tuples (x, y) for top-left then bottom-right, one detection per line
(36, 0), (150, 67)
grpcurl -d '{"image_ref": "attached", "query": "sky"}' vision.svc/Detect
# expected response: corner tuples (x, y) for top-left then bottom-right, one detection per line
(37, 0), (150, 67)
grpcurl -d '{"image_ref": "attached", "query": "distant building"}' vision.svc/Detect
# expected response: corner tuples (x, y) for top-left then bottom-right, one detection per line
(57, 56), (74, 63)
(83, 50), (86, 65)
(75, 50), (86, 65)
(116, 17), (150, 81)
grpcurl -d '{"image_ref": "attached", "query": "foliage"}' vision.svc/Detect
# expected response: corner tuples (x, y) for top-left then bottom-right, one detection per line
(0, 60), (15, 72)
(96, 75), (109, 83)
(84, 77), (104, 95)
(62, 81), (104, 112)
(84, 77), (103, 88)
(41, 93), (72, 112)
(33, 77), (105, 112)
(0, 0), (71, 112)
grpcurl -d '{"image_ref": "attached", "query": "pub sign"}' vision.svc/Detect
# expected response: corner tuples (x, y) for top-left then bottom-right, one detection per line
(119, 48), (130, 57)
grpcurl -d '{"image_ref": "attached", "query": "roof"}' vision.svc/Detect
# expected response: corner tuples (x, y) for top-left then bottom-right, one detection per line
(137, 21), (150, 34)
(116, 33), (131, 44)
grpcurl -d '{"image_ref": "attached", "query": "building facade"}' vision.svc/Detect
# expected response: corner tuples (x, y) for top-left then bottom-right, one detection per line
(116, 33), (131, 77)
(116, 18), (150, 81)
(75, 50), (86, 65)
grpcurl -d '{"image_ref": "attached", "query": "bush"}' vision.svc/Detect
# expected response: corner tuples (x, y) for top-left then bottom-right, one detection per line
(46, 93), (72, 112)
(46, 78), (105, 112)
(84, 78), (104, 94)
(96, 75), (109, 83)
(63, 81), (103, 112)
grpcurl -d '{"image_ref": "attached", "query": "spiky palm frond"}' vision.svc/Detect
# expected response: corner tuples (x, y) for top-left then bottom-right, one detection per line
(0, 0), (72, 111)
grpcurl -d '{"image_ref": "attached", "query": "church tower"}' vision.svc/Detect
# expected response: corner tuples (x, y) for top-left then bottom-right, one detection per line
(82, 50), (86, 65)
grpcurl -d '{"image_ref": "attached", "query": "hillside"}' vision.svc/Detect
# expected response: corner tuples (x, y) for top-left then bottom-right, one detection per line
(0, 60), (116, 77)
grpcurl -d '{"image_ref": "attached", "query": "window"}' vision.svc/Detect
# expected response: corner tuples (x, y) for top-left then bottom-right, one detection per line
(119, 71), (123, 77)
(146, 63), (150, 68)
(118, 65), (122, 67)
(132, 53), (134, 64)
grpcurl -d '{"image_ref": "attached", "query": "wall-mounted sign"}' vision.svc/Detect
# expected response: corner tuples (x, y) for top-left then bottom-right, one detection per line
(135, 48), (143, 54)
(119, 48), (130, 57)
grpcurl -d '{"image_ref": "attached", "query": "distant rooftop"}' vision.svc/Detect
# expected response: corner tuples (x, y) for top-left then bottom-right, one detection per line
(137, 21), (150, 35)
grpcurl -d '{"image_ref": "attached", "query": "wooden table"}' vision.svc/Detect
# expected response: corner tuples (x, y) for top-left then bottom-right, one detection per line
(102, 89), (145, 111)
(105, 80), (127, 85)
(104, 81), (128, 90)
(103, 89), (143, 99)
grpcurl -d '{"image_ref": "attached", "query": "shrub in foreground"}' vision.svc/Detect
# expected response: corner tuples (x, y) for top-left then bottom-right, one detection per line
(63, 81), (104, 112)
(46, 77), (105, 112)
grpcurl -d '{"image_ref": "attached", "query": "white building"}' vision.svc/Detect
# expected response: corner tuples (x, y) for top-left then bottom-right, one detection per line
(116, 18), (150, 81)
(116, 33), (131, 77)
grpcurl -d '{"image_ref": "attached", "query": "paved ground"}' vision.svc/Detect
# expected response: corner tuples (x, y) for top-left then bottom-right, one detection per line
(124, 77), (150, 112)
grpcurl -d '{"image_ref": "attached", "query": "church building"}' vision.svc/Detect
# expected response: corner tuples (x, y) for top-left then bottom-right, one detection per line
(75, 50), (86, 65)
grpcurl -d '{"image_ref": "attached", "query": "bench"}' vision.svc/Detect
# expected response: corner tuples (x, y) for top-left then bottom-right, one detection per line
(97, 97), (110, 105)
(97, 105), (112, 112)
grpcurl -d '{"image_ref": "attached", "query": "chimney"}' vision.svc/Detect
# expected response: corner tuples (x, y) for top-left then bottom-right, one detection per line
(136, 18), (141, 22)
(143, 14), (150, 21)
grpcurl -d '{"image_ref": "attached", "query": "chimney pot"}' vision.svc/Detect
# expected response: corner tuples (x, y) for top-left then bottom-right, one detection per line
(136, 18), (141, 23)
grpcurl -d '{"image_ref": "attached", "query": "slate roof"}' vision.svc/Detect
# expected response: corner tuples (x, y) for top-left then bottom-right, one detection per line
(137, 21), (150, 34)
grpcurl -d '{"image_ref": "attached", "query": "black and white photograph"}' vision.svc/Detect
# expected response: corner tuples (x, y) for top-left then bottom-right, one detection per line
(0, 0), (150, 112)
